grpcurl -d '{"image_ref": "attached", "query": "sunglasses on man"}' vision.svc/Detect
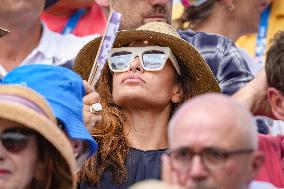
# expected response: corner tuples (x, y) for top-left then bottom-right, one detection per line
(108, 46), (181, 75)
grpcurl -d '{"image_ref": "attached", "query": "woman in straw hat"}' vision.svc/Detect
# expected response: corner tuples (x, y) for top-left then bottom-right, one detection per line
(74, 21), (220, 189)
(0, 85), (76, 189)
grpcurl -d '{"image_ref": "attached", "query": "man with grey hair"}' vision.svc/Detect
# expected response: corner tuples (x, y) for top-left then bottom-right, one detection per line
(162, 93), (276, 189)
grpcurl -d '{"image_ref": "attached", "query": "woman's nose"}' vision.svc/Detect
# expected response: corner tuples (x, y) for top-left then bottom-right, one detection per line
(128, 56), (144, 73)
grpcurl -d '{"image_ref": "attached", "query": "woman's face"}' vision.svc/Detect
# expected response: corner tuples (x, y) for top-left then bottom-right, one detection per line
(111, 41), (183, 109)
(0, 118), (38, 189)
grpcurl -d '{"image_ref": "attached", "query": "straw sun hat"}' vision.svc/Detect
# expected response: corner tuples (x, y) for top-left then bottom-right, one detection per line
(0, 85), (76, 189)
(74, 22), (220, 96)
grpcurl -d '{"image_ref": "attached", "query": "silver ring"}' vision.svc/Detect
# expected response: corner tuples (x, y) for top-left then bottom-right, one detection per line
(89, 103), (102, 114)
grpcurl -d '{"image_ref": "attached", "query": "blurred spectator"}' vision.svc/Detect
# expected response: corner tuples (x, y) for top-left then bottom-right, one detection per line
(1, 64), (99, 170)
(176, 0), (270, 75)
(129, 180), (183, 189)
(0, 85), (76, 189)
(237, 0), (284, 66)
(42, 0), (108, 36)
(0, 0), (98, 78)
(162, 93), (277, 189)
(232, 31), (284, 187)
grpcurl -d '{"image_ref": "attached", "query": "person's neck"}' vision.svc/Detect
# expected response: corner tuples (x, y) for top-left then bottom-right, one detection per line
(123, 106), (170, 151)
(194, 12), (242, 42)
(0, 18), (42, 72)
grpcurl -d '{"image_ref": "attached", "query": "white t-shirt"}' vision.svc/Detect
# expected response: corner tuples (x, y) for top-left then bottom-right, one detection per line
(0, 23), (99, 77)
(249, 181), (278, 189)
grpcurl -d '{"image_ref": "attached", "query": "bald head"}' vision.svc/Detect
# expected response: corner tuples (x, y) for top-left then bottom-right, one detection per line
(166, 94), (263, 189)
(169, 93), (258, 149)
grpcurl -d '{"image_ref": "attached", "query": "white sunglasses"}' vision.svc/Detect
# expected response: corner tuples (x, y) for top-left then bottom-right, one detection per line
(108, 46), (181, 75)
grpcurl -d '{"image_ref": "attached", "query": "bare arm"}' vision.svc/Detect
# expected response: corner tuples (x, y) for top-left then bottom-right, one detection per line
(232, 68), (274, 118)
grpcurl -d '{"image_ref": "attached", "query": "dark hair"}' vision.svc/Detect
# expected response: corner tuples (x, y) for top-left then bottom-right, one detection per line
(77, 55), (192, 186)
(175, 0), (216, 30)
(265, 31), (284, 93)
(31, 133), (73, 189)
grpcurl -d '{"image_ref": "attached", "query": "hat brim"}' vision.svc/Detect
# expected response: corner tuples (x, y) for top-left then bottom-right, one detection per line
(74, 30), (220, 96)
(0, 86), (76, 189)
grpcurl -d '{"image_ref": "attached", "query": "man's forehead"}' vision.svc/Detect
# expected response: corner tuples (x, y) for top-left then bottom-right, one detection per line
(169, 107), (242, 148)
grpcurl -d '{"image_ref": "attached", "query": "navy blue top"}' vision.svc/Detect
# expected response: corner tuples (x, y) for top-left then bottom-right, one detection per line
(79, 147), (166, 189)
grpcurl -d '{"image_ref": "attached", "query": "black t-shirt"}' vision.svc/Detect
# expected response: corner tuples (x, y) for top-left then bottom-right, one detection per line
(79, 147), (166, 189)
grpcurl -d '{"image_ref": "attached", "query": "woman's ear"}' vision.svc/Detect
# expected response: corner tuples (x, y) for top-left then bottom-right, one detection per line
(267, 87), (284, 120)
(171, 85), (184, 103)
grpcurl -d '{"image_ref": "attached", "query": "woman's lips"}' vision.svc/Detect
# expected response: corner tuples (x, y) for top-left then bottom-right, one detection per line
(122, 75), (145, 83)
(0, 169), (11, 176)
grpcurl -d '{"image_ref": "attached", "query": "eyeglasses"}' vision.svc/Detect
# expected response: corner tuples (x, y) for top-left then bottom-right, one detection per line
(108, 46), (181, 75)
(167, 146), (254, 172)
(0, 128), (34, 153)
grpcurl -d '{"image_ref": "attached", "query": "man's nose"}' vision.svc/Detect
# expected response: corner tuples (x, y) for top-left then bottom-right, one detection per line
(129, 56), (144, 73)
(188, 156), (208, 180)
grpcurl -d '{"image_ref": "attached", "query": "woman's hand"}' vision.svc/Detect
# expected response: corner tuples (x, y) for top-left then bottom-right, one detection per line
(82, 80), (103, 132)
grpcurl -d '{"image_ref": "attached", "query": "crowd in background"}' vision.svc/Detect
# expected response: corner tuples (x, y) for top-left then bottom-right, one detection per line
(0, 0), (283, 189)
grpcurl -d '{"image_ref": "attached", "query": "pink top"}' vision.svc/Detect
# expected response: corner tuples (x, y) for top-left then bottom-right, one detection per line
(41, 3), (107, 36)
(256, 134), (284, 188)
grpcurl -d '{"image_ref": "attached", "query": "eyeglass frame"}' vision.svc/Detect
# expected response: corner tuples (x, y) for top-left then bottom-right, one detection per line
(107, 46), (181, 75)
(0, 128), (34, 153)
(166, 146), (255, 172)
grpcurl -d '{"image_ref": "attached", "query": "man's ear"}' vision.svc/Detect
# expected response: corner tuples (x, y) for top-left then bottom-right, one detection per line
(171, 86), (184, 103)
(95, 0), (110, 7)
(251, 151), (265, 179)
(267, 87), (284, 120)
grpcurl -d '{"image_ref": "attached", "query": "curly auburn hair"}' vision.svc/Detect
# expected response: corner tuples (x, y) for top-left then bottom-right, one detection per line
(77, 57), (192, 186)
(266, 31), (284, 93)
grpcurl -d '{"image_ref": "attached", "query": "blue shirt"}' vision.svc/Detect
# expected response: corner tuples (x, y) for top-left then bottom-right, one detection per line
(179, 29), (254, 95)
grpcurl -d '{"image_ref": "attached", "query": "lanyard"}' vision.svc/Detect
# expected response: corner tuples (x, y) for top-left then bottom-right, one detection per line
(62, 8), (86, 34)
(255, 5), (271, 65)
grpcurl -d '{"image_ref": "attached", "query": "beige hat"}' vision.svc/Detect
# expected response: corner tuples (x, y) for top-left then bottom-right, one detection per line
(0, 27), (9, 38)
(0, 85), (76, 189)
(129, 180), (184, 189)
(74, 22), (220, 96)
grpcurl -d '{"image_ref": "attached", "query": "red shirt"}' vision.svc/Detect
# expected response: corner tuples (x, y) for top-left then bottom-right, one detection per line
(256, 134), (284, 188)
(41, 3), (107, 36)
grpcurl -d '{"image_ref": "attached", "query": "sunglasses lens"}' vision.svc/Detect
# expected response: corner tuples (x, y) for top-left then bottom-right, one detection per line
(142, 51), (166, 70)
(110, 51), (132, 71)
(1, 132), (30, 153)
